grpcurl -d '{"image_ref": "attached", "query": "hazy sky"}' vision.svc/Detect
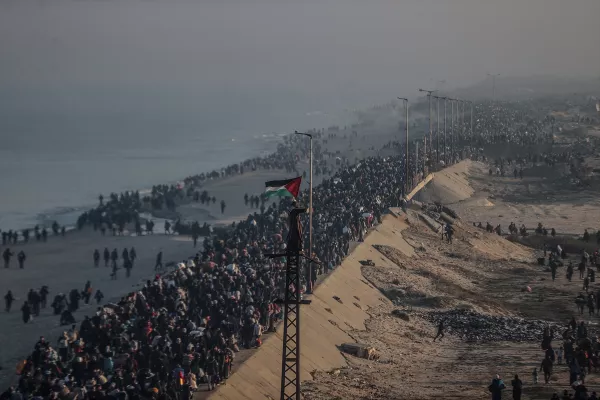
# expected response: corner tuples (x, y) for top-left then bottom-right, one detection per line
(0, 0), (599, 119)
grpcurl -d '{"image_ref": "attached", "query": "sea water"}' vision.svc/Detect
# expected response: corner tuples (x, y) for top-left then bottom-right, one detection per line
(0, 107), (345, 231)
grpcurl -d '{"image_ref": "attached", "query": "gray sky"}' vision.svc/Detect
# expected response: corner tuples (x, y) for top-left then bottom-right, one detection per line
(0, 0), (599, 116)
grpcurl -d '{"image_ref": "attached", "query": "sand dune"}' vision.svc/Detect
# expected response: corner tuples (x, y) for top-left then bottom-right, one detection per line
(209, 155), (600, 399)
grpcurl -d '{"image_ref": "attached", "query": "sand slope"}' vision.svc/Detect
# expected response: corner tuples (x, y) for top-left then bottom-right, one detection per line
(210, 213), (413, 400)
(415, 161), (475, 204)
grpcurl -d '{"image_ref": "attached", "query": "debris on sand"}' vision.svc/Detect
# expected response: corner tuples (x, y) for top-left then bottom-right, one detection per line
(422, 309), (561, 342)
(391, 310), (410, 321)
(340, 343), (380, 360)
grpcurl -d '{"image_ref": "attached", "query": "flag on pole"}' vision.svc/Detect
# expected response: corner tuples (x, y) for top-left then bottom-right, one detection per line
(264, 176), (302, 199)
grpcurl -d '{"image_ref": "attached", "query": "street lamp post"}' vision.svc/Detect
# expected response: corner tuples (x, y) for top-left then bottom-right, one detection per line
(449, 98), (457, 164)
(442, 97), (448, 164)
(470, 101), (474, 140)
(460, 100), (465, 144)
(294, 131), (313, 293)
(418, 88), (436, 161)
(487, 74), (500, 138)
(487, 73), (500, 101)
(433, 95), (442, 165)
(398, 97), (409, 195)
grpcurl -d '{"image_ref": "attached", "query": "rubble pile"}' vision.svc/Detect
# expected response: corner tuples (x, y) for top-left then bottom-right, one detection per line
(422, 309), (561, 342)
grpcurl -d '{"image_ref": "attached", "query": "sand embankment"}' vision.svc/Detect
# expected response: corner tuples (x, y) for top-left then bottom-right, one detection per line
(209, 163), (475, 400)
(414, 160), (475, 205)
(210, 212), (414, 400)
(211, 158), (590, 399)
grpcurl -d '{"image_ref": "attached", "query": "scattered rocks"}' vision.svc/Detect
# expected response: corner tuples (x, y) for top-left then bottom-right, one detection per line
(391, 310), (410, 321)
(385, 288), (407, 300)
(422, 309), (561, 342)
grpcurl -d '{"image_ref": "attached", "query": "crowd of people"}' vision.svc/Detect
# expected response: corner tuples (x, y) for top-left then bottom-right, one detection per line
(0, 98), (579, 400)
(487, 314), (600, 399)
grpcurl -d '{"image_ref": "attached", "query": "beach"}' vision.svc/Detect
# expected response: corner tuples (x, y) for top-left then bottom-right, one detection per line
(0, 125), (400, 388)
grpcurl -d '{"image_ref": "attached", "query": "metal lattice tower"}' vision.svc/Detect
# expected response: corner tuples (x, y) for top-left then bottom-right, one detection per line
(268, 207), (313, 400)
(280, 250), (302, 400)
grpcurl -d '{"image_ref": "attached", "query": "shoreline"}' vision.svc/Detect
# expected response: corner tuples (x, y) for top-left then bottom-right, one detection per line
(1, 124), (404, 243)
(0, 122), (354, 234)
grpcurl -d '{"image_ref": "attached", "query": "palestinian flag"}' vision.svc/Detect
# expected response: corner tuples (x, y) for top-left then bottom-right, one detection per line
(264, 176), (302, 199)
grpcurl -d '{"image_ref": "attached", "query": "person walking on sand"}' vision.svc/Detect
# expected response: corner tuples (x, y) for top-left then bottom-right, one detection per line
(94, 289), (104, 305)
(93, 249), (100, 267)
(4, 290), (14, 312)
(40, 286), (49, 309)
(551, 261), (558, 281)
(221, 200), (226, 214)
(103, 248), (110, 267)
(110, 248), (118, 269)
(111, 263), (118, 280)
(444, 223), (454, 244)
(3, 248), (14, 268)
(567, 262), (574, 282)
(21, 301), (31, 324)
(83, 281), (92, 304)
(488, 374), (506, 400)
(433, 320), (445, 342)
(130, 247), (137, 266)
(124, 257), (132, 278)
(511, 374), (523, 400)
(155, 251), (163, 272)
(540, 355), (554, 384)
(579, 262), (586, 279)
(17, 251), (26, 269)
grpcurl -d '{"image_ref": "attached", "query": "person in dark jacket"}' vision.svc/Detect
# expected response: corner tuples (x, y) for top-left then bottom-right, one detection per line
(3, 248), (14, 268)
(205, 351), (219, 391)
(540, 355), (554, 384)
(94, 289), (104, 304)
(21, 301), (31, 324)
(17, 251), (26, 269)
(511, 374), (523, 400)
(489, 374), (506, 400)
(4, 290), (14, 312)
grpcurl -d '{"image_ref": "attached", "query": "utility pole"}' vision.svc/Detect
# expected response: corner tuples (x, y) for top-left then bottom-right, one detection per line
(415, 141), (419, 184)
(433, 95), (441, 164)
(418, 88), (436, 161)
(442, 97), (447, 164)
(398, 97), (409, 194)
(487, 74), (500, 138)
(449, 98), (456, 165)
(423, 137), (427, 176)
(460, 100), (465, 144)
(470, 101), (474, 140)
(487, 73), (500, 101)
(294, 131), (313, 293)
